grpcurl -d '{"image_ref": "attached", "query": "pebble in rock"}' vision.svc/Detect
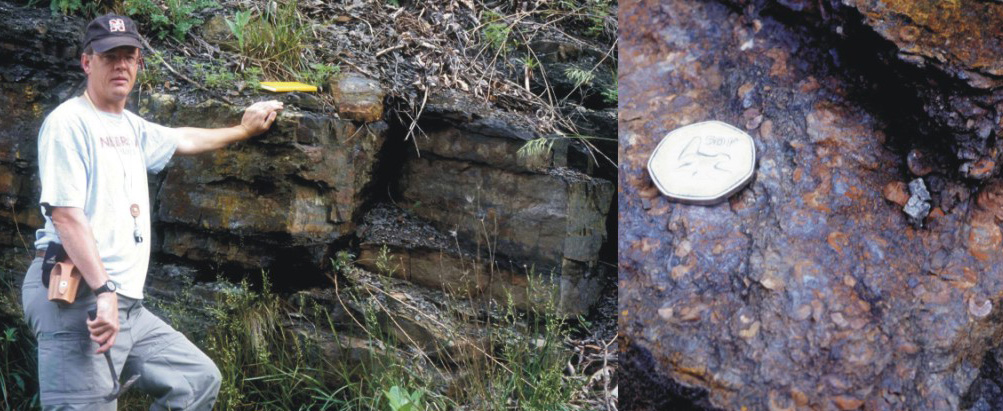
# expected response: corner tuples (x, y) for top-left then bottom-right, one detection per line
(909, 178), (931, 202)
(904, 178), (931, 224)
(906, 149), (934, 176)
(883, 181), (910, 206)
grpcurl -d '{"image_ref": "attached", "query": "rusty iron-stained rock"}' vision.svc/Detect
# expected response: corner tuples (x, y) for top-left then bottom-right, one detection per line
(750, 0), (1003, 181)
(882, 181), (910, 207)
(330, 72), (385, 123)
(620, 0), (1003, 409)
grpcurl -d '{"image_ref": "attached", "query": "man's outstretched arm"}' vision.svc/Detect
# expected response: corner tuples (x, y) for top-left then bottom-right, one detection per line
(175, 100), (284, 155)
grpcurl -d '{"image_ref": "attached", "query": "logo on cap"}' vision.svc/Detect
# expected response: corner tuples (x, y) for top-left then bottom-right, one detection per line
(109, 18), (126, 32)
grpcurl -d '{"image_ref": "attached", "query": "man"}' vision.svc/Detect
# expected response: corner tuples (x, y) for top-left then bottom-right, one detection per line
(20, 14), (283, 410)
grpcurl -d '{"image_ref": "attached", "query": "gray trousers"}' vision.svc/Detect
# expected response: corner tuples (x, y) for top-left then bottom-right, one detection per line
(21, 257), (222, 410)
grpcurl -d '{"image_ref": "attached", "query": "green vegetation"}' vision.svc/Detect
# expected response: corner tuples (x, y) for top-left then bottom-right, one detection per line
(517, 137), (554, 164)
(0, 247), (584, 410)
(548, 0), (616, 39)
(0, 271), (38, 410)
(44, 0), (99, 16)
(193, 60), (237, 90)
(565, 67), (595, 90)
(481, 10), (515, 53)
(122, 0), (219, 42)
(136, 51), (166, 88)
(225, 1), (309, 75)
(225, 10), (254, 51)
(384, 386), (424, 411)
(299, 63), (341, 88)
(243, 66), (264, 90)
(603, 77), (618, 104)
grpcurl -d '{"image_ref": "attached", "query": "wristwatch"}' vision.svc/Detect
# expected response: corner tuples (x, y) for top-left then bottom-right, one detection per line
(94, 280), (117, 295)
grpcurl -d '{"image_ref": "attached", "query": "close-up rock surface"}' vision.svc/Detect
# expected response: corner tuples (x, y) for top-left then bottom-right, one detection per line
(620, 0), (1003, 410)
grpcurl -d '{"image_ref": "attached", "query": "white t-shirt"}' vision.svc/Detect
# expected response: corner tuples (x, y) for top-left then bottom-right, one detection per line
(34, 96), (178, 299)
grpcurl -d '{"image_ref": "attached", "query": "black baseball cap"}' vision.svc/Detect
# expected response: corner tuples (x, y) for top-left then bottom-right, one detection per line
(82, 14), (144, 53)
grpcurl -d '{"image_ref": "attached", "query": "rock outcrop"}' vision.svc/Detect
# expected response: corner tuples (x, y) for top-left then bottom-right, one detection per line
(0, 2), (83, 250)
(0, 1), (614, 316)
(621, 0), (1003, 409)
(142, 94), (387, 270)
(385, 91), (614, 314)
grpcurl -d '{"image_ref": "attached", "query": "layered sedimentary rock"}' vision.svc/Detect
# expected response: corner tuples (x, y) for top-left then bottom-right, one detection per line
(621, 0), (1003, 409)
(356, 203), (573, 313)
(383, 91), (614, 314)
(144, 94), (387, 270)
(0, 3), (83, 248)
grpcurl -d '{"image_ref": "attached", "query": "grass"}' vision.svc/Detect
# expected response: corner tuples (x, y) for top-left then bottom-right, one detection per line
(482, 11), (516, 54)
(299, 63), (341, 88)
(112, 246), (586, 410)
(0, 234), (588, 411)
(44, 0), (99, 17)
(225, 1), (310, 77)
(603, 77), (617, 104)
(0, 269), (39, 410)
(545, 0), (616, 40)
(517, 137), (555, 166)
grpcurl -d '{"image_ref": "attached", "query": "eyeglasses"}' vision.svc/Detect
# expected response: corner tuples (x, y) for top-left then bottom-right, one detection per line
(93, 51), (141, 67)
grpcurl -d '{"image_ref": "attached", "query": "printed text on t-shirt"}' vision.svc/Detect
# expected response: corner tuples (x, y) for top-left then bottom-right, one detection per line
(99, 135), (136, 148)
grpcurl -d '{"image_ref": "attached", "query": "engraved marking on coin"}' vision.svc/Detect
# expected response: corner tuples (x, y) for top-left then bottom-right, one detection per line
(676, 136), (735, 176)
(647, 121), (756, 205)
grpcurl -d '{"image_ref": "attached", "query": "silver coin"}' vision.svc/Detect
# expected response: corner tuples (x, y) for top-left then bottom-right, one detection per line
(647, 121), (756, 205)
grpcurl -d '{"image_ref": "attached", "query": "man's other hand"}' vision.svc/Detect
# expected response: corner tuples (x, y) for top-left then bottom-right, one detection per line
(86, 292), (119, 354)
(239, 100), (284, 138)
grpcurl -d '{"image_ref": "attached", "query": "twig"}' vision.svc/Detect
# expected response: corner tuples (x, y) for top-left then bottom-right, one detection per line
(7, 200), (31, 261)
(375, 44), (405, 57)
(602, 334), (615, 411)
(338, 57), (377, 78)
(403, 87), (428, 157)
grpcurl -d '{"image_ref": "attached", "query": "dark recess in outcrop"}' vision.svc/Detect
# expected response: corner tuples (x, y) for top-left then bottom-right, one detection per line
(731, 0), (970, 182)
(621, 344), (722, 411)
(963, 348), (1003, 411)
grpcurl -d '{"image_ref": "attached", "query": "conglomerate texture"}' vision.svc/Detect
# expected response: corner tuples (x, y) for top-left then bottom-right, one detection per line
(733, 0), (1003, 180)
(620, 0), (1003, 409)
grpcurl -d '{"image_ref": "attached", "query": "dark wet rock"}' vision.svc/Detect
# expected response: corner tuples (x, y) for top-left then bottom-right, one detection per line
(620, 0), (1003, 409)
(0, 2), (83, 78)
(413, 126), (568, 173)
(399, 157), (612, 279)
(355, 203), (592, 313)
(422, 90), (537, 142)
(0, 2), (83, 245)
